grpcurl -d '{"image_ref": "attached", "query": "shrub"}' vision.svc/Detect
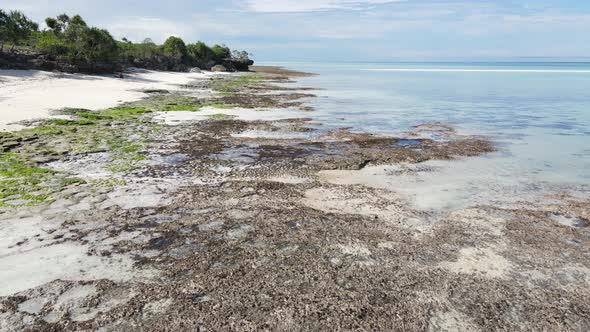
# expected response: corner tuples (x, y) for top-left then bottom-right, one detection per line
(33, 30), (70, 55)
(118, 38), (161, 59)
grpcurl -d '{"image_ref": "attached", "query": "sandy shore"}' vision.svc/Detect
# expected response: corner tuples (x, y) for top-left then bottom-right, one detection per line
(0, 69), (214, 131)
(0, 67), (588, 331)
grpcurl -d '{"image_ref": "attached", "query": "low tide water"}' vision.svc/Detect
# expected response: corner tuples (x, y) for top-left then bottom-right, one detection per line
(268, 62), (590, 209)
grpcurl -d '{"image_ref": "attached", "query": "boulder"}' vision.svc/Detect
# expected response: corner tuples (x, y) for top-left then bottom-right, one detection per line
(211, 65), (227, 72)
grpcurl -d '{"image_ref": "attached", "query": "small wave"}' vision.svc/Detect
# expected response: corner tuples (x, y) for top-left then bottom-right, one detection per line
(364, 68), (590, 73)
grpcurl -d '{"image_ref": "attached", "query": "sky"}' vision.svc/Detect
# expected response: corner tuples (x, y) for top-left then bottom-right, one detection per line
(3, 0), (590, 62)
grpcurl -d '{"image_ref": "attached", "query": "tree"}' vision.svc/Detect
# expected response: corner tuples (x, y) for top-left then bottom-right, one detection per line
(1, 10), (38, 51)
(57, 14), (70, 25)
(187, 41), (214, 62)
(232, 50), (250, 61)
(162, 36), (187, 58)
(211, 44), (231, 61)
(45, 14), (69, 35)
(45, 17), (62, 33)
(69, 15), (86, 27)
(0, 10), (9, 50)
(77, 27), (118, 65)
(63, 14), (88, 44)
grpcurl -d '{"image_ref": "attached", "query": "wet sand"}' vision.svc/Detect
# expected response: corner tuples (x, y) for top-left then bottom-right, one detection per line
(0, 66), (588, 331)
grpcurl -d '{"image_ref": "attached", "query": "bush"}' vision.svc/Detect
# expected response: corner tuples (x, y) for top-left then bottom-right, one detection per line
(33, 30), (69, 55)
(118, 38), (161, 59)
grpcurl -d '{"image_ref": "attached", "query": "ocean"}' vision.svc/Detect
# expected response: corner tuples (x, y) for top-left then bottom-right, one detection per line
(269, 62), (590, 209)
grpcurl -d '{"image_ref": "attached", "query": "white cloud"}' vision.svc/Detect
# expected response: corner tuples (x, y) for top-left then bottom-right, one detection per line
(241, 0), (405, 13)
(1, 2), (37, 12)
(105, 17), (194, 43)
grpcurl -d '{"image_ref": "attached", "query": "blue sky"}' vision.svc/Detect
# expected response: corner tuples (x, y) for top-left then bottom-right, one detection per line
(4, 0), (590, 61)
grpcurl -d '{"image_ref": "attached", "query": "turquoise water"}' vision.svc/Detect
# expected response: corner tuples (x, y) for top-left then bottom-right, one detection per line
(270, 62), (590, 208)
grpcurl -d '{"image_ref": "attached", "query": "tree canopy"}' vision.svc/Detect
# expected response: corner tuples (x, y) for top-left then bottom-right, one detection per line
(0, 9), (252, 71)
(162, 36), (187, 58)
(0, 9), (38, 50)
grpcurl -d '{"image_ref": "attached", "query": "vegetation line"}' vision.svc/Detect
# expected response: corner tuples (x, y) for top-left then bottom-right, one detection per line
(0, 9), (253, 74)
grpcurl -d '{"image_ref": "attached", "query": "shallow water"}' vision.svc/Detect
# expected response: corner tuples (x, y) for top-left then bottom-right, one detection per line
(268, 62), (590, 209)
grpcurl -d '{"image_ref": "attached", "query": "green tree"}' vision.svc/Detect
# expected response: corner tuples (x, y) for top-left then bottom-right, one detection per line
(57, 14), (70, 25)
(162, 36), (187, 58)
(138, 38), (158, 58)
(69, 15), (86, 27)
(44, 14), (69, 35)
(34, 30), (69, 55)
(77, 27), (118, 65)
(232, 50), (250, 62)
(0, 10), (9, 50)
(0, 10), (38, 51)
(211, 44), (231, 61)
(63, 14), (88, 44)
(45, 17), (61, 33)
(187, 41), (214, 62)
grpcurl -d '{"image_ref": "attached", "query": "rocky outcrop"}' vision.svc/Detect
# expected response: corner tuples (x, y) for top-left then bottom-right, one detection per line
(0, 50), (119, 74)
(0, 50), (254, 74)
(211, 65), (227, 72)
(221, 58), (255, 72)
(122, 55), (190, 73)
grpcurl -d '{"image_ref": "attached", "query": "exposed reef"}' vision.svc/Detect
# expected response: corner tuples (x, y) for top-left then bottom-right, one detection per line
(0, 66), (588, 332)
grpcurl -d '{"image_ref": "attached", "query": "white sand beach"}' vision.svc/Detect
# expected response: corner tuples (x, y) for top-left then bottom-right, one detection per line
(0, 69), (211, 131)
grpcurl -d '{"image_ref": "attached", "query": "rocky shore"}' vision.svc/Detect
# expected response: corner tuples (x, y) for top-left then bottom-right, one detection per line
(0, 66), (589, 331)
(0, 49), (252, 74)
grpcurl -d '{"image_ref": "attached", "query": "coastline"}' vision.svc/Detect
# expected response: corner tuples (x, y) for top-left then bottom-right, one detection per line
(0, 66), (589, 330)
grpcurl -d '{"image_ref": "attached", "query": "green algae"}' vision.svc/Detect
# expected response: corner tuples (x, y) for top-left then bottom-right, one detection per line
(208, 113), (228, 119)
(204, 103), (231, 109)
(162, 104), (201, 112)
(0, 80), (245, 207)
(210, 74), (262, 94)
(0, 88), (240, 205)
(87, 178), (127, 193)
(44, 119), (97, 126)
(0, 153), (84, 207)
(0, 153), (52, 178)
